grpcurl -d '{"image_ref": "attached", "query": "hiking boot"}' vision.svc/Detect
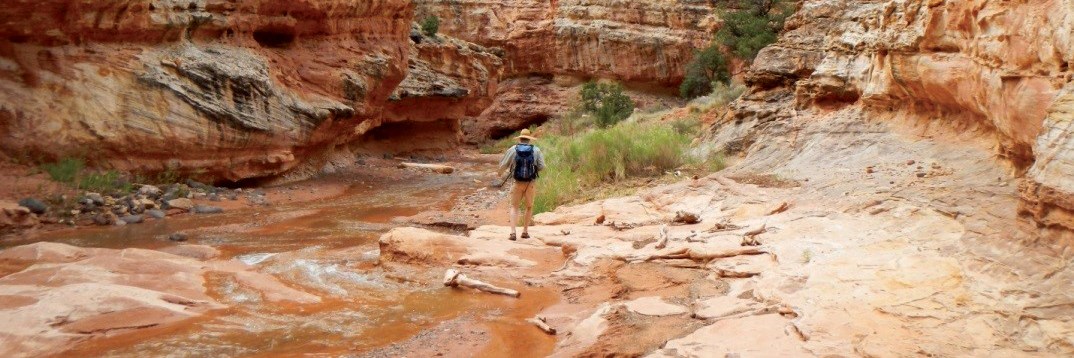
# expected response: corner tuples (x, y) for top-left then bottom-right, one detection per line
(509, 233), (517, 241)
(521, 232), (530, 239)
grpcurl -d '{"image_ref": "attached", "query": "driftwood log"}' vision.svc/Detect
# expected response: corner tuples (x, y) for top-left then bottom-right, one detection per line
(399, 162), (455, 174)
(443, 269), (520, 297)
(526, 316), (556, 335)
(621, 246), (767, 263)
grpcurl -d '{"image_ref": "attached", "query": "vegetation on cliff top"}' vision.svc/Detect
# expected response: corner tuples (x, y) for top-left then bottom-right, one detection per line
(681, 0), (794, 99)
(421, 15), (440, 37)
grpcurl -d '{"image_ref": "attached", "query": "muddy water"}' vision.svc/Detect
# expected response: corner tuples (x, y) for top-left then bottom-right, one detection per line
(13, 164), (558, 357)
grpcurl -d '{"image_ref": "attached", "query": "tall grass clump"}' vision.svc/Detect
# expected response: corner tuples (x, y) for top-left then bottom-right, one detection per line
(39, 157), (131, 194)
(533, 122), (699, 213)
(42, 157), (85, 184)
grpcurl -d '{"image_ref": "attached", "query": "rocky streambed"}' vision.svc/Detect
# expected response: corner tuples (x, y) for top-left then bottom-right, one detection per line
(2, 134), (1073, 357)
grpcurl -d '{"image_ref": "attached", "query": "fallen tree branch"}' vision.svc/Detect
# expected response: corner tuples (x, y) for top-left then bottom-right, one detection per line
(399, 162), (455, 174)
(714, 269), (760, 278)
(768, 201), (791, 215)
(443, 269), (520, 297)
(526, 316), (556, 335)
(624, 246), (768, 263)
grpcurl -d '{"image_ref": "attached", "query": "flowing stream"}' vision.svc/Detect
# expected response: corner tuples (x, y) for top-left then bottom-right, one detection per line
(7, 161), (557, 357)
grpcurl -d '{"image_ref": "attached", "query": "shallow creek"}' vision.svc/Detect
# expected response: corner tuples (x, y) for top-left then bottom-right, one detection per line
(7, 162), (557, 357)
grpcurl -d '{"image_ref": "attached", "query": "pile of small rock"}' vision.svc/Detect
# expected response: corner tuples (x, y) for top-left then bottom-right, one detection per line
(15, 179), (266, 227)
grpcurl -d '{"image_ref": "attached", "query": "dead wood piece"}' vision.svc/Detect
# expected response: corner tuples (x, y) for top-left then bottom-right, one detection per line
(683, 231), (702, 243)
(768, 201), (791, 215)
(673, 211), (702, 225)
(399, 162), (455, 174)
(654, 224), (670, 249)
(443, 269), (520, 297)
(706, 220), (743, 233)
(715, 269), (760, 278)
(527, 316), (556, 335)
(639, 247), (767, 263)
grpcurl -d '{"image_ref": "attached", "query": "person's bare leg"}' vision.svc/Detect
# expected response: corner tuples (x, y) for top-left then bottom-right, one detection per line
(522, 183), (535, 237)
(510, 205), (518, 237)
(522, 205), (532, 236)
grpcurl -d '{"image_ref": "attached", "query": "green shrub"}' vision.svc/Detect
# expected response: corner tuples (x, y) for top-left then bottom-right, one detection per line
(579, 82), (635, 128)
(41, 158), (85, 184)
(421, 15), (440, 37)
(716, 0), (795, 61)
(680, 44), (730, 99)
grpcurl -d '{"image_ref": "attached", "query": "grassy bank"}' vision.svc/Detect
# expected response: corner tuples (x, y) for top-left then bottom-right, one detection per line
(498, 116), (724, 214)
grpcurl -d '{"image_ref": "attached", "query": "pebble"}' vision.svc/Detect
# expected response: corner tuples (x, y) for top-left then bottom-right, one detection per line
(168, 233), (188, 242)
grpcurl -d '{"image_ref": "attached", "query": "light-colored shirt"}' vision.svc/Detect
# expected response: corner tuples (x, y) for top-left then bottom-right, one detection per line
(498, 144), (547, 179)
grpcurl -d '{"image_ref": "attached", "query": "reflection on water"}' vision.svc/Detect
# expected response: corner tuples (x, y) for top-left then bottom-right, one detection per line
(16, 168), (555, 356)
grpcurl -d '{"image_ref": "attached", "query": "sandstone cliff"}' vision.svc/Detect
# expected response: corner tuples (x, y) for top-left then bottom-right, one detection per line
(715, 0), (1074, 246)
(414, 0), (720, 139)
(0, 0), (502, 182)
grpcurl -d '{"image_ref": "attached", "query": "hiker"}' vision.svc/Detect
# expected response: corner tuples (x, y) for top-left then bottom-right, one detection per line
(496, 129), (546, 241)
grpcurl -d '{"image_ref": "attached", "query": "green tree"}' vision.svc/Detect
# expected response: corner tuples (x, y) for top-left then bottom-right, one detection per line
(421, 15), (440, 37)
(680, 44), (730, 99)
(716, 0), (795, 60)
(579, 81), (635, 128)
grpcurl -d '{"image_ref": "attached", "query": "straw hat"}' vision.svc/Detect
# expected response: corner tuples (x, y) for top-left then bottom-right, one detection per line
(517, 128), (537, 141)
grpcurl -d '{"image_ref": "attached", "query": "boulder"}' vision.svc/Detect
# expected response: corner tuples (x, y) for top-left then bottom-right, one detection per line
(166, 198), (194, 211)
(137, 185), (162, 197)
(145, 209), (167, 219)
(17, 198), (47, 215)
(0, 201), (39, 230)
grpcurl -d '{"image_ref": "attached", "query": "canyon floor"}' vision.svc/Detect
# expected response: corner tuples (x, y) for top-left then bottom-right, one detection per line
(2, 115), (1073, 357)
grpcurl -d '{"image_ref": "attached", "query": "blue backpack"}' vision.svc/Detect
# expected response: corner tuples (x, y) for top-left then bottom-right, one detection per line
(513, 144), (539, 182)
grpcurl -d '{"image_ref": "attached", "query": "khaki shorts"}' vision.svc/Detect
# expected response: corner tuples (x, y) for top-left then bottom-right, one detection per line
(510, 181), (537, 209)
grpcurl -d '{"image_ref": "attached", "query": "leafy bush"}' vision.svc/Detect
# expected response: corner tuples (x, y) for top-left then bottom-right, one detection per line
(680, 44), (731, 99)
(421, 15), (440, 37)
(716, 0), (795, 61)
(579, 82), (635, 128)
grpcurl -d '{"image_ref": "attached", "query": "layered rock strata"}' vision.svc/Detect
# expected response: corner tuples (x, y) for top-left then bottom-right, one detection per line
(0, 0), (502, 182)
(713, 0), (1074, 245)
(414, 0), (719, 139)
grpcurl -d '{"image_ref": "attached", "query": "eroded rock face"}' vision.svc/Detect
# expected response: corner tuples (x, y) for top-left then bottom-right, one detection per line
(718, 0), (1074, 245)
(415, 0), (717, 139)
(415, 0), (717, 84)
(0, 0), (504, 182)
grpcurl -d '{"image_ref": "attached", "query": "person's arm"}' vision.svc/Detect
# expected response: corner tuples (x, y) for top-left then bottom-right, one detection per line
(498, 145), (516, 177)
(535, 147), (547, 171)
